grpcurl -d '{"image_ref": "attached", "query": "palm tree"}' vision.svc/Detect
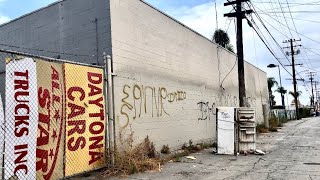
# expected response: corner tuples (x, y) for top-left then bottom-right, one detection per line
(268, 77), (278, 93)
(212, 29), (230, 48)
(268, 77), (278, 108)
(225, 44), (234, 53)
(275, 86), (287, 108)
(289, 91), (302, 98)
(270, 95), (276, 106)
(212, 29), (234, 53)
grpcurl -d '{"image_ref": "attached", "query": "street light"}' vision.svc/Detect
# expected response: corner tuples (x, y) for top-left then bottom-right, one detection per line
(267, 64), (285, 109)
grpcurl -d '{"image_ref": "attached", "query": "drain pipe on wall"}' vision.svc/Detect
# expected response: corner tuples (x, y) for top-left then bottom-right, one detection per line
(104, 53), (116, 167)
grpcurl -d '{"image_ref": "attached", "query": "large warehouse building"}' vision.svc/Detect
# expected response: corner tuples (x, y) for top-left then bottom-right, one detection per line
(0, 0), (269, 150)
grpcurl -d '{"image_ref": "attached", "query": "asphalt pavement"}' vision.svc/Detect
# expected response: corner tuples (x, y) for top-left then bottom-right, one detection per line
(73, 117), (320, 180)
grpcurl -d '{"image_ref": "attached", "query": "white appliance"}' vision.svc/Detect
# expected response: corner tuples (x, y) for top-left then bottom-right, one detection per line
(216, 107), (236, 155)
(216, 107), (256, 155)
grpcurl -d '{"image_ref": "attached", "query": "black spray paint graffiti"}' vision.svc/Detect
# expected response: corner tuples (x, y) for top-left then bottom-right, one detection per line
(120, 84), (186, 128)
(197, 95), (257, 121)
(197, 102), (216, 121)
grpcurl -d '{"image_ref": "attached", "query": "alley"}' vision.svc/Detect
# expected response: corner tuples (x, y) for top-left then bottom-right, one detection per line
(108, 117), (320, 180)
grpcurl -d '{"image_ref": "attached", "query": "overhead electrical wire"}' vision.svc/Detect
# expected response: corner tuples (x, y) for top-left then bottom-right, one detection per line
(256, 10), (320, 13)
(276, 0), (293, 37)
(247, 2), (312, 94)
(254, 3), (320, 11)
(250, 1), (313, 95)
(250, 3), (320, 61)
(282, 0), (314, 71)
(251, 1), (320, 5)
(245, 16), (292, 76)
(225, 0), (313, 96)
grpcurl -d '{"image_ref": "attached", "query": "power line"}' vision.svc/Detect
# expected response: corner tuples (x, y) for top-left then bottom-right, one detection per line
(256, 10), (320, 13)
(248, 3), (292, 64)
(283, 0), (314, 72)
(303, 46), (320, 59)
(254, 1), (320, 71)
(252, 1), (320, 5)
(259, 14), (320, 27)
(245, 17), (293, 76)
(253, 3), (320, 11)
(247, 3), (312, 95)
(276, 0), (293, 37)
(251, 3), (320, 52)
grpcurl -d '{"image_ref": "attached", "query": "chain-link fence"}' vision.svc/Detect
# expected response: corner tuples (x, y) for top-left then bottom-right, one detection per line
(0, 50), (110, 180)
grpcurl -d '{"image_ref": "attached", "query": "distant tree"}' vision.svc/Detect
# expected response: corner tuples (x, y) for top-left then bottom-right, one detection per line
(225, 44), (234, 53)
(212, 29), (234, 53)
(212, 29), (230, 47)
(275, 86), (287, 108)
(270, 95), (276, 106)
(289, 91), (302, 98)
(275, 86), (287, 95)
(268, 77), (278, 108)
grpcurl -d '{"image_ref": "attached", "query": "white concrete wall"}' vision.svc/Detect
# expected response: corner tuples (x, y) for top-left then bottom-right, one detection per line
(110, 0), (268, 150)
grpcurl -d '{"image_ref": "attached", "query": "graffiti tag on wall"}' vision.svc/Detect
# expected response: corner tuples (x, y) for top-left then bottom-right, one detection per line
(120, 84), (186, 128)
(197, 102), (216, 121)
(197, 94), (257, 121)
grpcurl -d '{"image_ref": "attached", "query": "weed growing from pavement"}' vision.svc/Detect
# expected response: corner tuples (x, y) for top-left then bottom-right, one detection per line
(103, 127), (160, 177)
(161, 145), (170, 154)
(256, 124), (269, 133)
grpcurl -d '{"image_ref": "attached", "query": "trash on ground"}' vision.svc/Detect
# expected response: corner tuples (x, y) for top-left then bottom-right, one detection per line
(255, 149), (266, 155)
(185, 156), (197, 160)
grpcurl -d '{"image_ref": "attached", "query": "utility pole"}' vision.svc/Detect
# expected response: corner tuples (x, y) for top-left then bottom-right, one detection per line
(315, 82), (318, 110)
(224, 0), (253, 107)
(283, 39), (301, 120)
(307, 72), (317, 107)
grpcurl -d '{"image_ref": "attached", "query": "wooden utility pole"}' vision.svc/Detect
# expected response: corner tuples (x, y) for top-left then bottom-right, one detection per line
(307, 72), (317, 107)
(284, 39), (301, 120)
(224, 0), (252, 107)
(315, 82), (318, 110)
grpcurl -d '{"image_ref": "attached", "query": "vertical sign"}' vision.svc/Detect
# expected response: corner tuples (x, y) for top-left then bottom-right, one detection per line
(0, 95), (4, 179)
(5, 58), (38, 179)
(36, 60), (65, 180)
(217, 107), (235, 155)
(64, 64), (106, 176)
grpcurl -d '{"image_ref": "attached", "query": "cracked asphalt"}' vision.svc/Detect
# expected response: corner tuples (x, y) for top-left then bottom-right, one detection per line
(73, 117), (320, 180)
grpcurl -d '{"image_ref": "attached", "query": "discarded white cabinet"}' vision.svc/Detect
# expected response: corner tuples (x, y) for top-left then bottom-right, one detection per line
(216, 107), (256, 155)
(237, 108), (256, 152)
(216, 107), (236, 155)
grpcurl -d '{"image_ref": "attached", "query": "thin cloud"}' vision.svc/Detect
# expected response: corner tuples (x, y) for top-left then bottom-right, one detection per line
(0, 16), (10, 25)
(146, 0), (320, 106)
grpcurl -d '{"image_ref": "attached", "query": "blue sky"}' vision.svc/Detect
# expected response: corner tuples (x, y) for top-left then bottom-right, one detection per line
(146, 0), (212, 9)
(0, 0), (56, 21)
(0, 0), (319, 106)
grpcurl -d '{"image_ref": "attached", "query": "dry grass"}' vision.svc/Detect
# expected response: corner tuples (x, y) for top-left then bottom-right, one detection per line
(256, 124), (269, 133)
(161, 145), (170, 154)
(103, 127), (161, 177)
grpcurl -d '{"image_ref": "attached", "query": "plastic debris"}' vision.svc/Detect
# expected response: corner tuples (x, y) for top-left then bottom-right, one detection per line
(185, 156), (197, 160)
(255, 149), (265, 155)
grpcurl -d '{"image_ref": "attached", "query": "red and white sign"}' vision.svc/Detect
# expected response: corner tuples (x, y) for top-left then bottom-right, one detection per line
(36, 60), (65, 180)
(0, 95), (4, 179)
(5, 58), (38, 179)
